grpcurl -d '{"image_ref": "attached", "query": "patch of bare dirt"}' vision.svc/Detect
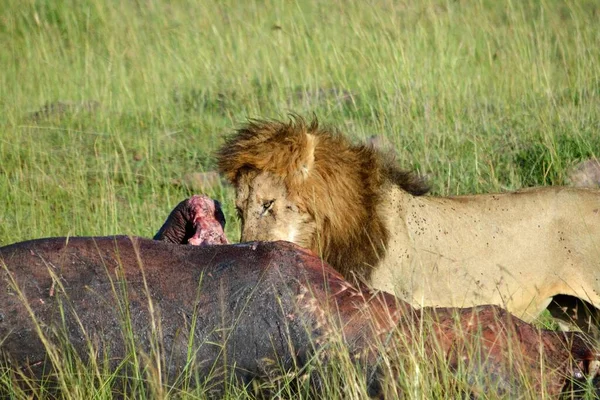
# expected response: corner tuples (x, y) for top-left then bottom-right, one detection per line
(171, 171), (222, 191)
(27, 100), (100, 121)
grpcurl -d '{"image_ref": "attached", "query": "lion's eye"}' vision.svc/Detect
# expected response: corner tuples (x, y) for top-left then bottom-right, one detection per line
(260, 200), (275, 215)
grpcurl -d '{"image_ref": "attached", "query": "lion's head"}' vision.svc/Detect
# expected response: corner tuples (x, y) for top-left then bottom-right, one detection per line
(217, 116), (428, 280)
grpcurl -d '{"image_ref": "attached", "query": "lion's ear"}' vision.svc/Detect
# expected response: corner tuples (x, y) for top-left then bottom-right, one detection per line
(296, 133), (316, 180)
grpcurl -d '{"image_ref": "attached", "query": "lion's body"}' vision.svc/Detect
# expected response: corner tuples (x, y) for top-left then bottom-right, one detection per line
(217, 117), (600, 327)
(374, 185), (600, 321)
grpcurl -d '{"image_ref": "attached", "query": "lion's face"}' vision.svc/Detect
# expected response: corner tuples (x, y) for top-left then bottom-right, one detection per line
(235, 171), (316, 247)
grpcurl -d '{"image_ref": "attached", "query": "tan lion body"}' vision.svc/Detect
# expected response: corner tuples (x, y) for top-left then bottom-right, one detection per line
(374, 185), (600, 321)
(217, 117), (600, 327)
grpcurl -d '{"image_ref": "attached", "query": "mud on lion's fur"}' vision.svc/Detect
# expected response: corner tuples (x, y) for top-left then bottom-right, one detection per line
(217, 116), (600, 333)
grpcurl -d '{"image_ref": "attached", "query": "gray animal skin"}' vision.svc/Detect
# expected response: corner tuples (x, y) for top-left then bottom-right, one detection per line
(0, 236), (345, 394)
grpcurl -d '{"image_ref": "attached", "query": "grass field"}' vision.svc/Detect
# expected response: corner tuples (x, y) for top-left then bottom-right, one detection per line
(1, 0), (600, 398)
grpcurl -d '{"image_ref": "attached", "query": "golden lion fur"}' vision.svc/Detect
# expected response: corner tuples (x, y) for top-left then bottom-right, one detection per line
(218, 117), (427, 279)
(218, 116), (600, 330)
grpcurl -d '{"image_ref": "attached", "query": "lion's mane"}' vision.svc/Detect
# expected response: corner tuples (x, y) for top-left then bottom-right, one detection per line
(217, 116), (428, 280)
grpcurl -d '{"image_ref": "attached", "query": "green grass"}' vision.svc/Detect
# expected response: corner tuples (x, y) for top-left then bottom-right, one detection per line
(1, 0), (599, 398)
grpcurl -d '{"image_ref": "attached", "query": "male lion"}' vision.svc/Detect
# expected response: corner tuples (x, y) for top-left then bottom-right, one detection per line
(217, 117), (600, 330)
